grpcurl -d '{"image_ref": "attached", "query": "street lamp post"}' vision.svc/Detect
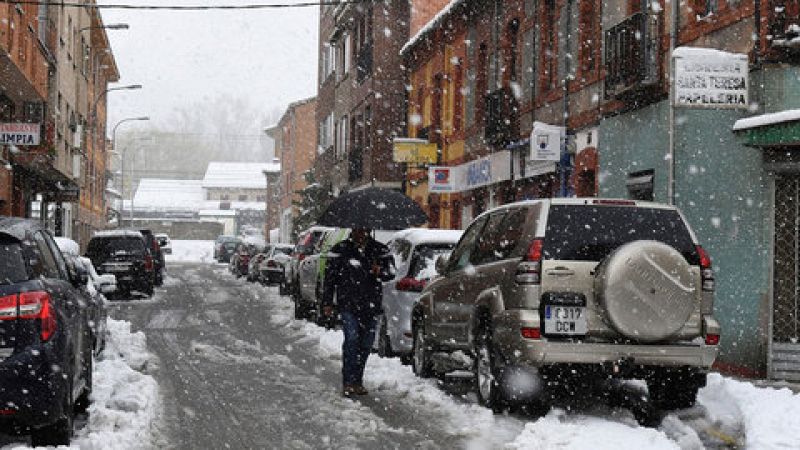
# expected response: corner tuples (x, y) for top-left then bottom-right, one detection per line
(112, 117), (150, 227)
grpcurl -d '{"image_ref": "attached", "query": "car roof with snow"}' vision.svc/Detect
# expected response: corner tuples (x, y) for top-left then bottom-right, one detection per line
(390, 228), (464, 246)
(54, 237), (81, 256)
(92, 230), (144, 239)
(0, 216), (42, 241)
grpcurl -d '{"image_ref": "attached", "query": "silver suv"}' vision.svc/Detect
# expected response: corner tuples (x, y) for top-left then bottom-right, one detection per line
(411, 198), (720, 413)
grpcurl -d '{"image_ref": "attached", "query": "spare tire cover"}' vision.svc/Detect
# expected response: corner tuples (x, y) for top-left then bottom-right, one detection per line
(594, 240), (696, 342)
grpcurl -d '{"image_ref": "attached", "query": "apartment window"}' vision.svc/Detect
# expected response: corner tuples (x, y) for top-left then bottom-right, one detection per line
(476, 44), (488, 127)
(319, 112), (334, 150)
(220, 194), (230, 201)
(579, 0), (599, 77)
(364, 106), (372, 150)
(0, 95), (15, 122)
(522, 28), (535, 101)
(344, 33), (352, 74)
(505, 19), (520, 84)
(321, 42), (335, 82)
(238, 195), (248, 202)
(336, 115), (348, 159)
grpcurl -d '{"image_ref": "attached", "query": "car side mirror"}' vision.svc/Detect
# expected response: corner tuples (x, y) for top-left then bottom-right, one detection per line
(72, 264), (89, 287)
(435, 255), (449, 275)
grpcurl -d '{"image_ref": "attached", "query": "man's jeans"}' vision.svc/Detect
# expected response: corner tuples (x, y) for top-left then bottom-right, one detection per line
(341, 311), (377, 386)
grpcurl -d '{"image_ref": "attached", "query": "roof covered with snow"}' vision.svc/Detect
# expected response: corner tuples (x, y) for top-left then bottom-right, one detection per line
(733, 109), (800, 131)
(133, 179), (204, 211)
(202, 162), (280, 189)
(400, 0), (466, 56)
(390, 228), (464, 245)
(54, 237), (80, 256)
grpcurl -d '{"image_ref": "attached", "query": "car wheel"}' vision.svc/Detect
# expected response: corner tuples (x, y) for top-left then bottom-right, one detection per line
(279, 280), (289, 296)
(144, 283), (155, 297)
(75, 353), (93, 414)
(647, 369), (706, 411)
(31, 380), (74, 446)
(377, 315), (394, 358)
(412, 321), (434, 378)
(474, 322), (505, 412)
(155, 271), (164, 287)
(293, 299), (306, 320)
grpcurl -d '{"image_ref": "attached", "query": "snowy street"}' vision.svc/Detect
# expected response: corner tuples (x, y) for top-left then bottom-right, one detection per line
(69, 250), (799, 449)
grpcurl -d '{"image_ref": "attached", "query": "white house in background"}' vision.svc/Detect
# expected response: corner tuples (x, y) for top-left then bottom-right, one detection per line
(201, 162), (280, 235)
(132, 179), (205, 217)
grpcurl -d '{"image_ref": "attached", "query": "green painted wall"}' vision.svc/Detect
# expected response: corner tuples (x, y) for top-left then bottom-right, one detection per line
(600, 99), (770, 372)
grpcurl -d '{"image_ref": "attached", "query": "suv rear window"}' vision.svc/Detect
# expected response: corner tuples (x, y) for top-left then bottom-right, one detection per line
(543, 205), (699, 264)
(87, 237), (146, 258)
(0, 241), (28, 284)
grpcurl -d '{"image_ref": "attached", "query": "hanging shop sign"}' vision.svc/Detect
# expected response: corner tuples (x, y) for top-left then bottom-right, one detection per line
(428, 151), (511, 193)
(0, 123), (40, 146)
(673, 47), (749, 109)
(393, 138), (438, 164)
(530, 122), (565, 161)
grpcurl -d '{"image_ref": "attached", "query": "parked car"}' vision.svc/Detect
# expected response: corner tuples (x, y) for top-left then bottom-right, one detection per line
(139, 229), (165, 286)
(246, 249), (270, 283)
(286, 227), (331, 297)
(259, 243), (294, 287)
(411, 199), (720, 416)
(155, 233), (172, 255)
(87, 230), (155, 298)
(374, 229), (462, 363)
(55, 238), (115, 356)
(295, 228), (348, 323)
(214, 235), (240, 262)
(230, 242), (264, 278)
(0, 217), (94, 446)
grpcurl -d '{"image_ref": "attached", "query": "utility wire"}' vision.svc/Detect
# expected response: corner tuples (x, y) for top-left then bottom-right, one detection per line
(0, 0), (362, 10)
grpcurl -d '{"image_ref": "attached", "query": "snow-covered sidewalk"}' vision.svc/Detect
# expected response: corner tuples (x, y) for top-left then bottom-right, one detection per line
(4, 319), (163, 449)
(246, 278), (800, 449)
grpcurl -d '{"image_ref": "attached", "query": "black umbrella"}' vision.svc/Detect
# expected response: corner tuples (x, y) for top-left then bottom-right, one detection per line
(317, 187), (428, 230)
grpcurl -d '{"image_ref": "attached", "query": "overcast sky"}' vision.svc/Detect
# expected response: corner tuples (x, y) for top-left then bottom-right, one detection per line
(97, 0), (320, 134)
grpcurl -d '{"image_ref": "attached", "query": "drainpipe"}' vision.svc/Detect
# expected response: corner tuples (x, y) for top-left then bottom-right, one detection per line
(667, 0), (679, 205)
(560, 0), (572, 198)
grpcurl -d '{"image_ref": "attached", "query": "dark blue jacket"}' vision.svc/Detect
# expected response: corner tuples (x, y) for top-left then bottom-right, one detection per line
(321, 237), (393, 317)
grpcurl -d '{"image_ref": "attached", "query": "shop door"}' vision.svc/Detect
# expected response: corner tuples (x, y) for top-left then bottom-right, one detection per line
(771, 174), (800, 380)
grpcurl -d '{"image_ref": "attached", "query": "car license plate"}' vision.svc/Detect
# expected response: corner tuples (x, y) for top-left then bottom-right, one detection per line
(106, 264), (131, 272)
(544, 305), (587, 335)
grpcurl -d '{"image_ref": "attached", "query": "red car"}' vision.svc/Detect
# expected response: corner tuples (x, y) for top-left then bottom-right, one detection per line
(229, 243), (263, 278)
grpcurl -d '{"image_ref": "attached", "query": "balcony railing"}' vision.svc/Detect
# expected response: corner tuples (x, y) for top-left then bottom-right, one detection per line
(769, 0), (800, 49)
(604, 12), (660, 98)
(484, 87), (519, 147)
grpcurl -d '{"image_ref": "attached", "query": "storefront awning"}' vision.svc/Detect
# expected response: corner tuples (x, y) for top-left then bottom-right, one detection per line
(733, 109), (800, 147)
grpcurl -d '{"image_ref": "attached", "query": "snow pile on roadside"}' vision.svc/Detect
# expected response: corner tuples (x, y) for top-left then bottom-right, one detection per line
(71, 318), (162, 449)
(698, 373), (800, 449)
(165, 240), (214, 263)
(506, 410), (679, 450)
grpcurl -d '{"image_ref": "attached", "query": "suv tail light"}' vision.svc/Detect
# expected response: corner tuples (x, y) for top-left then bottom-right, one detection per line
(144, 254), (154, 271)
(697, 245), (714, 292)
(705, 333), (720, 346)
(297, 253), (306, 262)
(521, 327), (541, 339)
(0, 291), (56, 341)
(396, 277), (426, 292)
(516, 239), (543, 285)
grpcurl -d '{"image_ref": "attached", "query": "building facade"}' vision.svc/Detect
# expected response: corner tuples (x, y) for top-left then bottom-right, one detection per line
(314, 1), (410, 196)
(401, 0), (800, 377)
(0, 2), (118, 247)
(270, 97), (317, 243)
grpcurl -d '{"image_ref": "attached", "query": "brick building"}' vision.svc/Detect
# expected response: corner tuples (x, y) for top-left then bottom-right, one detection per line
(269, 97), (317, 243)
(402, 0), (800, 377)
(0, 2), (119, 247)
(314, 1), (410, 196)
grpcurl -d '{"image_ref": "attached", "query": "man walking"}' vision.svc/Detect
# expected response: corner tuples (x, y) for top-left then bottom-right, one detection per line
(322, 227), (393, 396)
